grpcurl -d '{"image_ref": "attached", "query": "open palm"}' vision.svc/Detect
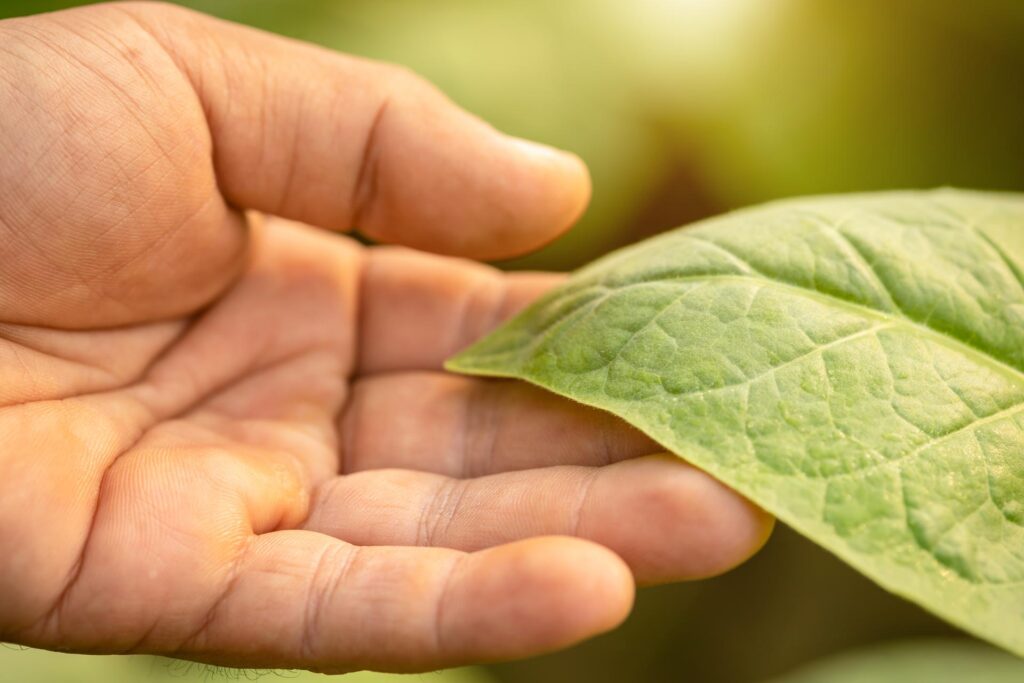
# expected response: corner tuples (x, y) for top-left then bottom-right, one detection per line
(0, 2), (771, 673)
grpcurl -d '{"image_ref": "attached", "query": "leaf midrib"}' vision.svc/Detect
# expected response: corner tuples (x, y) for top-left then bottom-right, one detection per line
(575, 273), (1024, 388)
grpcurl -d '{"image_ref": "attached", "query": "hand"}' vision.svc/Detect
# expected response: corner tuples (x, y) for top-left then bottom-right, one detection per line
(0, 2), (772, 673)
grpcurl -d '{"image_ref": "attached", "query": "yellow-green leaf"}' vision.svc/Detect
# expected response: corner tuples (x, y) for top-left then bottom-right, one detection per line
(448, 189), (1024, 657)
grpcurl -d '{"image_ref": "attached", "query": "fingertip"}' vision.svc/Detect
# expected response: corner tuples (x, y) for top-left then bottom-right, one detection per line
(651, 457), (774, 581)
(690, 485), (774, 581)
(585, 455), (774, 584)
(490, 137), (592, 260)
(356, 128), (590, 261)
(443, 536), (633, 661)
(505, 137), (593, 220)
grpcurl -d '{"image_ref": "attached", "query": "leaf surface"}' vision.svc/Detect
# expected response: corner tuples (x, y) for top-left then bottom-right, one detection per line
(447, 189), (1024, 657)
(767, 639), (1024, 683)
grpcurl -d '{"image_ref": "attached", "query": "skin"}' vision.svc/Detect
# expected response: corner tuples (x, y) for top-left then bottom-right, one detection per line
(0, 2), (773, 674)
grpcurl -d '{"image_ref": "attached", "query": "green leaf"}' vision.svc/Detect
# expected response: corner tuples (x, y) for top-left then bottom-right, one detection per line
(0, 646), (497, 683)
(766, 639), (1024, 683)
(447, 189), (1024, 657)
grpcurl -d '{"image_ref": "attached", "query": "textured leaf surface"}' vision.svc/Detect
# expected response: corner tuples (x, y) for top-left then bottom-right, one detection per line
(447, 189), (1024, 656)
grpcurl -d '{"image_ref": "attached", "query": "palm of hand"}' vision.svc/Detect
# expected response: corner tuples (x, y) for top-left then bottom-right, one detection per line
(0, 3), (770, 673)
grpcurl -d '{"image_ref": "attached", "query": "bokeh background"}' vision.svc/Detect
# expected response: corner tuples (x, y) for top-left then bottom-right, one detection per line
(1, 1), (1023, 681)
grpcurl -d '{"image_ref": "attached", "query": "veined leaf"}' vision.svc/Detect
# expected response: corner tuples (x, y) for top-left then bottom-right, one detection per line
(447, 189), (1024, 657)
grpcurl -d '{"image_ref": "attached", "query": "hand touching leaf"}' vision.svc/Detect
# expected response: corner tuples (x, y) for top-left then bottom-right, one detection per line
(0, 3), (771, 673)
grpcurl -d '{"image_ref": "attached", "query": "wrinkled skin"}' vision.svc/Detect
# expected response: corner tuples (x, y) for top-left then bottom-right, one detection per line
(0, 2), (772, 673)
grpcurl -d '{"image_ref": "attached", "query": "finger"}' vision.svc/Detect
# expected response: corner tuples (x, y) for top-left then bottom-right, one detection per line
(182, 532), (632, 672)
(122, 3), (590, 259)
(342, 372), (658, 476)
(304, 457), (774, 585)
(358, 246), (562, 374)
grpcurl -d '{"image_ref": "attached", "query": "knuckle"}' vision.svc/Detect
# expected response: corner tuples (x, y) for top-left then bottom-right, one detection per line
(369, 61), (440, 104)
(117, 1), (193, 21)
(301, 543), (357, 660)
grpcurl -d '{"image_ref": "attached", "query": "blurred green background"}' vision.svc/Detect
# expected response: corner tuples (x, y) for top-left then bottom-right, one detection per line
(1, 1), (1023, 681)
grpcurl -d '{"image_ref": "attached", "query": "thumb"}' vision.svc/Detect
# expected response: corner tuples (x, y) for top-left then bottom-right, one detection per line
(126, 2), (591, 260)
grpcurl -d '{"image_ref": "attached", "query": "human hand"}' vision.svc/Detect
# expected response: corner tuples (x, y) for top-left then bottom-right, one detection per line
(0, 2), (772, 673)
